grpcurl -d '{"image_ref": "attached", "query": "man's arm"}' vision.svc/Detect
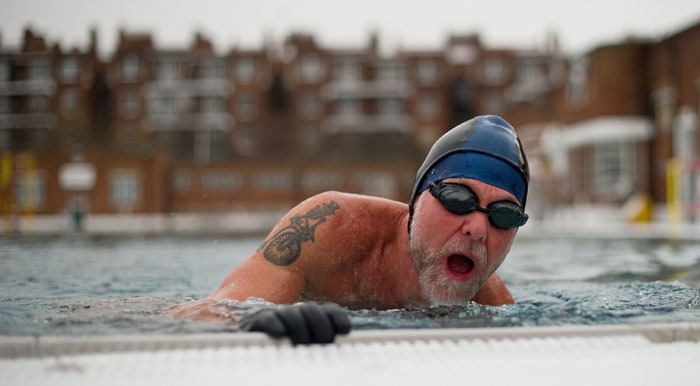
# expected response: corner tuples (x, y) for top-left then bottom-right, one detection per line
(209, 194), (342, 304)
(172, 193), (352, 344)
(471, 273), (514, 305)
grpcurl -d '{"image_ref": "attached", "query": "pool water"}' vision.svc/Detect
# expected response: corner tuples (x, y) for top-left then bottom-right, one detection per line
(1, 235), (699, 336)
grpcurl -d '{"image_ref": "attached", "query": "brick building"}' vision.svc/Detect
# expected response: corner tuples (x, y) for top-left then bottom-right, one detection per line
(506, 20), (700, 222)
(0, 20), (698, 232)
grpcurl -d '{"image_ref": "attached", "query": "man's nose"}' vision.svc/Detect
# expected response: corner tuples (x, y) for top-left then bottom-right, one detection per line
(461, 211), (488, 240)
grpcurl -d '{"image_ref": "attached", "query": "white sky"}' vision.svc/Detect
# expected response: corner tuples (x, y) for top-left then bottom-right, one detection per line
(1, 0), (699, 57)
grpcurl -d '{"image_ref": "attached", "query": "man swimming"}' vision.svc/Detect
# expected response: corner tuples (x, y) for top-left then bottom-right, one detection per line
(173, 115), (529, 344)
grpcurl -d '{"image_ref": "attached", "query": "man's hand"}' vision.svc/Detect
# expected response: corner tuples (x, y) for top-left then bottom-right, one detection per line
(239, 303), (351, 345)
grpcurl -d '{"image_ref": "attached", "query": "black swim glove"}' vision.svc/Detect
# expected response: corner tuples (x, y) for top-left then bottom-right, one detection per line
(239, 302), (351, 345)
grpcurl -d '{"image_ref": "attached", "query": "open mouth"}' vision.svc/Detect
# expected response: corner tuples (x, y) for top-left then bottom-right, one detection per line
(446, 254), (476, 279)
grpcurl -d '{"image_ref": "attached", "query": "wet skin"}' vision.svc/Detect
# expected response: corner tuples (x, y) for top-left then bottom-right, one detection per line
(171, 178), (516, 321)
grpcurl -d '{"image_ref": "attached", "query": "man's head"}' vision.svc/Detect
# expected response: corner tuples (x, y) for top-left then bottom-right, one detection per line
(409, 115), (529, 216)
(407, 115), (530, 305)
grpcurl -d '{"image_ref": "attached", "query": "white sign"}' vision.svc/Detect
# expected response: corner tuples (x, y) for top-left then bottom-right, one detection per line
(59, 162), (96, 190)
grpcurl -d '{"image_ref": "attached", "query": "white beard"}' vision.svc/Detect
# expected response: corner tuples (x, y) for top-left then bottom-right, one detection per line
(409, 236), (488, 305)
(408, 193), (492, 305)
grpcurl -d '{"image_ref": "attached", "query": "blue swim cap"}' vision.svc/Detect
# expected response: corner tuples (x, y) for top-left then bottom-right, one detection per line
(409, 115), (529, 212)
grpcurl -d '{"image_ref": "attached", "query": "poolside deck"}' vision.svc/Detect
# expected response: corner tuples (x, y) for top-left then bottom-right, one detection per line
(2, 323), (700, 386)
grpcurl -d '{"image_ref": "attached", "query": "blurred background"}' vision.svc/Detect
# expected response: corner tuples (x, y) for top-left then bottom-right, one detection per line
(0, 0), (699, 235)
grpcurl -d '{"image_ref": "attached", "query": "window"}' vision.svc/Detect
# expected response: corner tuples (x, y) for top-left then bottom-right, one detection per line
(201, 172), (243, 192)
(173, 171), (192, 192)
(29, 59), (50, 80)
(153, 95), (176, 114)
(253, 172), (292, 191)
(61, 89), (80, 114)
(567, 57), (589, 107)
(236, 94), (256, 119)
(156, 58), (181, 80)
(196, 59), (224, 79)
(333, 61), (360, 81)
(201, 96), (224, 113)
(235, 58), (255, 82)
(0, 60), (8, 82)
(673, 106), (697, 160)
(302, 172), (342, 191)
(235, 127), (254, 156)
(515, 63), (542, 86)
(418, 93), (438, 120)
(29, 96), (50, 113)
(336, 100), (359, 116)
(652, 86), (676, 132)
(300, 92), (321, 118)
(379, 98), (403, 115)
(121, 89), (139, 117)
(483, 91), (503, 113)
(353, 172), (396, 198)
(120, 54), (140, 81)
(511, 61), (546, 101)
(302, 126), (320, 153)
(111, 170), (140, 211)
(593, 142), (634, 196)
(60, 57), (79, 83)
(378, 63), (405, 81)
(416, 59), (438, 84)
(482, 58), (505, 85)
(299, 56), (323, 83)
(16, 171), (45, 211)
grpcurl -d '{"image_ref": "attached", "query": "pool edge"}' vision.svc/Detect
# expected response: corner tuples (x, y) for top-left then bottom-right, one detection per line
(3, 321), (700, 359)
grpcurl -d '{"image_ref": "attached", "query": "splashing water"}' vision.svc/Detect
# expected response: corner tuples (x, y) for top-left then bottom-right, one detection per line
(1, 235), (699, 336)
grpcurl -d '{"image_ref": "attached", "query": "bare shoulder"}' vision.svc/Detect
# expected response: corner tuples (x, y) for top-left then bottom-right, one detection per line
(286, 191), (406, 223)
(303, 191), (407, 235)
(258, 191), (407, 267)
(206, 191), (409, 305)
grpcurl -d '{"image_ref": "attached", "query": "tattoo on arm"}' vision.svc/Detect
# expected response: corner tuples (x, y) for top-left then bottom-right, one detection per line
(258, 201), (340, 266)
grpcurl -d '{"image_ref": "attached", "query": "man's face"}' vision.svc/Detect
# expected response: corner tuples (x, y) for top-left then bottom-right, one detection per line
(408, 177), (519, 305)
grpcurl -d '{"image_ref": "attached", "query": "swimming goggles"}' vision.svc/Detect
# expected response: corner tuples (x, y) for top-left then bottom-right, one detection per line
(429, 182), (528, 230)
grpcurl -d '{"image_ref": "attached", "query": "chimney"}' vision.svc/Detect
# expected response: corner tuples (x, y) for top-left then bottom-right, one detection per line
(89, 27), (98, 54)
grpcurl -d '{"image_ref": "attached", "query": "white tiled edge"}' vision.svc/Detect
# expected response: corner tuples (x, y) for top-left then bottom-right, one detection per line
(2, 322), (700, 358)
